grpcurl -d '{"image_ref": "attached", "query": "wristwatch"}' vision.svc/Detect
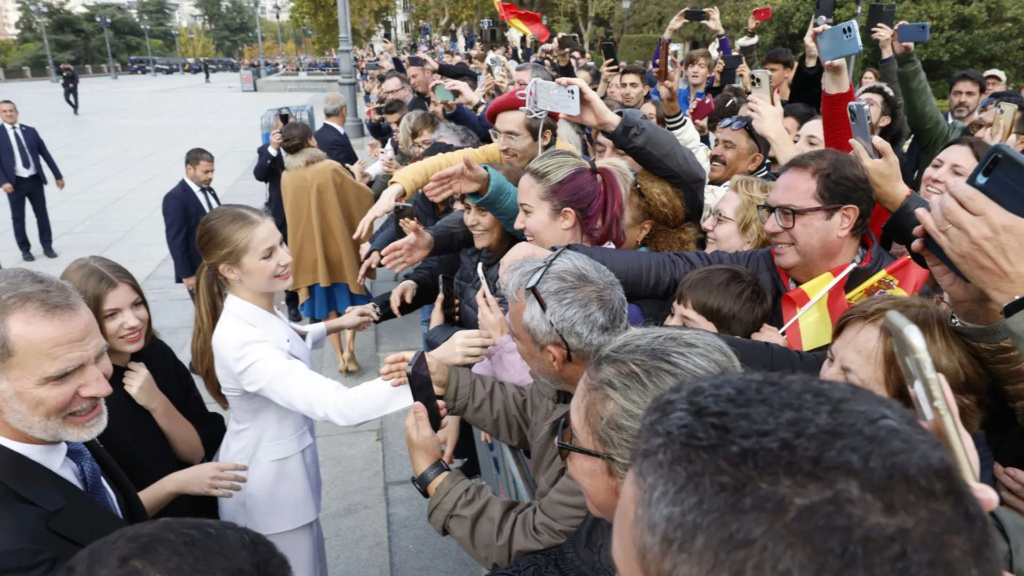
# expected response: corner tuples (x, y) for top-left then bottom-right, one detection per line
(1002, 296), (1024, 319)
(411, 460), (450, 499)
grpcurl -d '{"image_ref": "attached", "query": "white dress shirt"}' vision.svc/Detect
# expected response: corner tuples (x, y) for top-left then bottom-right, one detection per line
(5, 123), (37, 178)
(323, 120), (346, 136)
(0, 435), (122, 518)
(184, 177), (219, 213)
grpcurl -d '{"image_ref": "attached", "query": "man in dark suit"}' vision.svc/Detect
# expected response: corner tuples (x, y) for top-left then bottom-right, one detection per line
(60, 63), (79, 115)
(0, 100), (64, 262)
(254, 124), (301, 321)
(0, 268), (148, 575)
(162, 148), (219, 299)
(315, 92), (359, 167)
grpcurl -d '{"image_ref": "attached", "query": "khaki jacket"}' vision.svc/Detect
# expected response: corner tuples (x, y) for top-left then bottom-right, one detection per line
(427, 367), (588, 569)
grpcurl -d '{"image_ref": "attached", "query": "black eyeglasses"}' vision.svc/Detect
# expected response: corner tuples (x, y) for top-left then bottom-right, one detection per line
(719, 116), (766, 155)
(525, 246), (573, 362)
(756, 203), (846, 230)
(556, 416), (610, 461)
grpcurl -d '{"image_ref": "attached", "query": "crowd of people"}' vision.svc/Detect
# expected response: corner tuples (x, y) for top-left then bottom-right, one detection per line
(4, 4), (1024, 576)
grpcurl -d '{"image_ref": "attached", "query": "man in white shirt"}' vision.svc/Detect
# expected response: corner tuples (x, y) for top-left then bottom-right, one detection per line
(314, 93), (359, 167)
(0, 100), (65, 263)
(0, 268), (148, 575)
(161, 148), (220, 299)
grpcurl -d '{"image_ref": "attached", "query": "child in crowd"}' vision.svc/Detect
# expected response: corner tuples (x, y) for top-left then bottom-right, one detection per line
(665, 265), (772, 337)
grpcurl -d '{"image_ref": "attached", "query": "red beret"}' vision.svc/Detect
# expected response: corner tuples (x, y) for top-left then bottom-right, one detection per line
(485, 88), (560, 126)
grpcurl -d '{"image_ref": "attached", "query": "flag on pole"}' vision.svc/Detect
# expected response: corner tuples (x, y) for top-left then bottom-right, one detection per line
(780, 263), (856, 351)
(492, 0), (551, 42)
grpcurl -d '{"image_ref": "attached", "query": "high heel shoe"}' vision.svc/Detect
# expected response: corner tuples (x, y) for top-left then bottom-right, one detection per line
(343, 350), (360, 373)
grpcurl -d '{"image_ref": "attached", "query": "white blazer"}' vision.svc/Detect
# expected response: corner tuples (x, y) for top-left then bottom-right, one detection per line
(212, 294), (408, 535)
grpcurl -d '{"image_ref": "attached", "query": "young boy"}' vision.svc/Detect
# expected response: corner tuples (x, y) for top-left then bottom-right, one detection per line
(665, 265), (771, 337)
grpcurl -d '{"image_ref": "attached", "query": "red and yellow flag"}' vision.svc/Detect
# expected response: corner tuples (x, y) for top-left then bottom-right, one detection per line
(846, 256), (930, 304)
(492, 0), (551, 42)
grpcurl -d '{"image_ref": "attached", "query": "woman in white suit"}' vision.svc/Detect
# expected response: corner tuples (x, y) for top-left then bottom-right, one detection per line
(190, 205), (413, 575)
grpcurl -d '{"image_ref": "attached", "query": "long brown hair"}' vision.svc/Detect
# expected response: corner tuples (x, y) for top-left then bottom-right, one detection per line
(190, 204), (271, 408)
(61, 256), (155, 347)
(633, 169), (700, 252)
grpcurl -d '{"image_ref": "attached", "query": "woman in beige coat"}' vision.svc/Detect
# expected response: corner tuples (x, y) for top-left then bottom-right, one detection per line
(280, 121), (374, 372)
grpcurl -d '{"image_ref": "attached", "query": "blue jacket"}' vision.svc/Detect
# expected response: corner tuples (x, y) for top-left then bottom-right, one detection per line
(0, 123), (62, 187)
(314, 123), (358, 167)
(162, 179), (219, 283)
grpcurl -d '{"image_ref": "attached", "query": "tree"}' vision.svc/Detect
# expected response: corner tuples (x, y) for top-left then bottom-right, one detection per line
(136, 0), (174, 45)
(569, 0), (616, 50)
(194, 0), (256, 57)
(178, 26), (218, 59)
(291, 0), (392, 52)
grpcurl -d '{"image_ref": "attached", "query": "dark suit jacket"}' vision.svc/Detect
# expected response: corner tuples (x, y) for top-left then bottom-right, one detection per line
(314, 122), (359, 167)
(0, 441), (148, 575)
(162, 179), (219, 283)
(253, 143), (287, 237)
(0, 124), (62, 187)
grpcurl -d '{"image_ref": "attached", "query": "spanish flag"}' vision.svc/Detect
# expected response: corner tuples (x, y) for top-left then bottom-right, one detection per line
(493, 0), (551, 42)
(846, 256), (930, 304)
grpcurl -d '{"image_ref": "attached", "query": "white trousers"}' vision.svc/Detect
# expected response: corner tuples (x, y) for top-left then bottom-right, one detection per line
(265, 519), (328, 576)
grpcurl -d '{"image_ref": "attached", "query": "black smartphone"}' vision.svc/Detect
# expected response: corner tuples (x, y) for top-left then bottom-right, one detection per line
(439, 275), (457, 324)
(394, 202), (415, 239)
(365, 62), (380, 71)
(601, 41), (617, 65)
(865, 3), (896, 31)
(814, 0), (836, 25)
(720, 54), (743, 85)
(383, 30), (392, 41)
(557, 35), (580, 51)
(408, 56), (425, 67)
(925, 144), (1024, 280)
(278, 106), (291, 125)
(684, 9), (707, 21)
(406, 351), (442, 432)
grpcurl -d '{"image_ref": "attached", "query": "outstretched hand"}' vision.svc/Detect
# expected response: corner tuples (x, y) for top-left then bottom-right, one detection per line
(423, 155), (490, 202)
(381, 219), (434, 273)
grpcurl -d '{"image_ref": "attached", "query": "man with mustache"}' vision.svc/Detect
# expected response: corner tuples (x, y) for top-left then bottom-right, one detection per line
(943, 70), (984, 124)
(705, 115), (771, 209)
(0, 268), (148, 575)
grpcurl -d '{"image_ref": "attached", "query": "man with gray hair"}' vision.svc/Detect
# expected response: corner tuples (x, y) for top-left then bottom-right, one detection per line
(385, 247), (628, 569)
(0, 268), (148, 575)
(314, 92), (358, 167)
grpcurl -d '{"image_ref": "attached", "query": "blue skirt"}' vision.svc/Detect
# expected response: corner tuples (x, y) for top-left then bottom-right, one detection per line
(300, 283), (372, 322)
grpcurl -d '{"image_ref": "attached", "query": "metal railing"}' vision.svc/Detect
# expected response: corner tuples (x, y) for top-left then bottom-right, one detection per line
(473, 426), (536, 502)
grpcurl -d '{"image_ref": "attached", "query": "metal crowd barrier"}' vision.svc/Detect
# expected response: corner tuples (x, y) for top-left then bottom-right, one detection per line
(473, 427), (536, 502)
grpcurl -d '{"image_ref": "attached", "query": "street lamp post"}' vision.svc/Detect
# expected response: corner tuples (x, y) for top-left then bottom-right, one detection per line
(336, 0), (363, 136)
(188, 31), (196, 62)
(303, 26), (311, 59)
(171, 29), (182, 73)
(95, 14), (117, 79)
(31, 4), (57, 83)
(621, 0), (631, 37)
(274, 3), (284, 60)
(141, 19), (155, 76)
(253, 0), (265, 78)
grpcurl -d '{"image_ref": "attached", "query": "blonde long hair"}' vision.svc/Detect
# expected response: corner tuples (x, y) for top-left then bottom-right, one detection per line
(190, 204), (271, 409)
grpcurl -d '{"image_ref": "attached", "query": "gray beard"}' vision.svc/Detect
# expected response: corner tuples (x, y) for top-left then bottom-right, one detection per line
(0, 387), (107, 443)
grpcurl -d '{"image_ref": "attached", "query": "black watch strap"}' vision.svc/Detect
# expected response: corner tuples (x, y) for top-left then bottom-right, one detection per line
(411, 460), (450, 498)
(1002, 296), (1024, 319)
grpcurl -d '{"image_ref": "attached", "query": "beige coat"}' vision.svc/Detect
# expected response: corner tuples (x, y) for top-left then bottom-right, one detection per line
(282, 147), (373, 304)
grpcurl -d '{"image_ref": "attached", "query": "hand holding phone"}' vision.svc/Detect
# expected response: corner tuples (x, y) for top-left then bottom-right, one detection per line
(895, 22), (930, 43)
(406, 351), (443, 432)
(753, 7), (772, 21)
(433, 84), (455, 102)
(848, 102), (878, 159)
(530, 79), (581, 116)
(683, 9), (707, 21)
(657, 38), (670, 83)
(750, 70), (773, 105)
(817, 20), (864, 62)
(278, 107), (291, 125)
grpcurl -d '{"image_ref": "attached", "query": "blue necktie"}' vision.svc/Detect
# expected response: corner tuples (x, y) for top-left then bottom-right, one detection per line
(12, 126), (29, 170)
(65, 442), (118, 515)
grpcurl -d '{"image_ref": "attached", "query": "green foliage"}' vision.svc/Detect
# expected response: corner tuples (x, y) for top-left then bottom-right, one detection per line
(618, 34), (659, 64)
(194, 0), (256, 57)
(291, 0), (392, 54)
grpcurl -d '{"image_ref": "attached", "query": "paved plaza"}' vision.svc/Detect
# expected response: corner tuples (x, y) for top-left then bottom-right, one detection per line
(0, 72), (481, 576)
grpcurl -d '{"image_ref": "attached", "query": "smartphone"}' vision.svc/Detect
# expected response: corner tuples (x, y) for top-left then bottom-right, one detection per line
(691, 94), (716, 121)
(408, 56), (425, 68)
(557, 35), (581, 51)
(531, 79), (581, 116)
(487, 54), (503, 77)
(817, 20), (863, 62)
(383, 30), (392, 41)
(814, 0), (835, 26)
(753, 6), (772, 21)
(405, 351), (442, 432)
(365, 62), (380, 71)
(884, 311), (975, 482)
(750, 70), (773, 104)
(433, 84), (455, 102)
(896, 22), (931, 43)
(994, 102), (1018, 143)
(439, 275), (458, 324)
(848, 102), (878, 159)
(601, 41), (617, 65)
(925, 144), (1024, 280)
(476, 262), (492, 299)
(657, 37), (669, 83)
(394, 202), (415, 238)
(278, 107), (291, 125)
(719, 54), (743, 85)
(865, 3), (896, 31)
(684, 9), (707, 21)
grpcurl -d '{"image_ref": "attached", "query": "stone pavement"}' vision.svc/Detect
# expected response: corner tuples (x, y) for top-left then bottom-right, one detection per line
(0, 73), (480, 576)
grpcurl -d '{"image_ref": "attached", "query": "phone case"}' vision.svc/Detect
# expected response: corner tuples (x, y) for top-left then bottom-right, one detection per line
(533, 81), (580, 116)
(684, 10), (706, 21)
(865, 3), (896, 31)
(848, 102), (878, 159)
(814, 0), (835, 25)
(753, 7), (772, 21)
(601, 42), (617, 63)
(925, 144), (1024, 280)
(406, 352), (442, 431)
(995, 103), (1018, 142)
(722, 54), (743, 69)
(393, 203), (415, 238)
(896, 23), (930, 43)
(691, 95), (716, 121)
(817, 20), (863, 63)
(750, 70), (773, 104)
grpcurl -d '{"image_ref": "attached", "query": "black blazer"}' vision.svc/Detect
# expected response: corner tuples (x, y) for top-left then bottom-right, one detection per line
(161, 179), (219, 283)
(0, 441), (148, 575)
(314, 123), (359, 167)
(253, 143), (287, 238)
(0, 123), (62, 187)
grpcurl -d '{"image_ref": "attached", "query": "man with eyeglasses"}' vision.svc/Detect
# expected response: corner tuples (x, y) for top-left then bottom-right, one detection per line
(386, 249), (629, 569)
(366, 72), (429, 144)
(569, 149), (902, 335)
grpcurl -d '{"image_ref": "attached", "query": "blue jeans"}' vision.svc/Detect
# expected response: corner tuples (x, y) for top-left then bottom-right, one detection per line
(420, 304), (434, 350)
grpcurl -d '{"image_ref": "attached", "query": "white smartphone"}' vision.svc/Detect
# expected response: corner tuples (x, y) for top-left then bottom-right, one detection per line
(750, 70), (773, 105)
(884, 311), (975, 482)
(476, 262), (493, 299)
(529, 79), (581, 116)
